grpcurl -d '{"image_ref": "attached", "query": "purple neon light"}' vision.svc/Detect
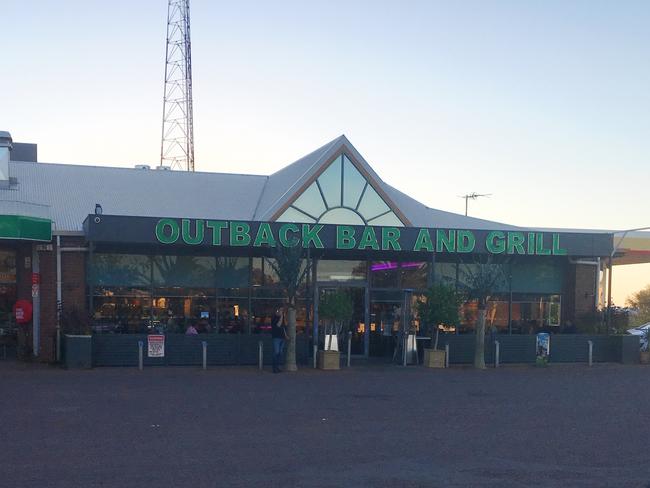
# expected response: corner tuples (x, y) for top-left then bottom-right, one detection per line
(370, 262), (424, 271)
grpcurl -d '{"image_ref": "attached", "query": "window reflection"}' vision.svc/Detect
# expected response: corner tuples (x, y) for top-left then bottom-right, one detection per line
(91, 254), (151, 286)
(292, 183), (326, 218)
(343, 156), (366, 208)
(317, 155), (342, 207)
(317, 260), (366, 282)
(357, 186), (390, 221)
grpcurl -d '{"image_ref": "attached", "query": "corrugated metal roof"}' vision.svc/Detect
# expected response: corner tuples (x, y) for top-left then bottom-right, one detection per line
(3, 161), (267, 231)
(254, 136), (344, 220)
(381, 183), (518, 230)
(0, 136), (518, 233)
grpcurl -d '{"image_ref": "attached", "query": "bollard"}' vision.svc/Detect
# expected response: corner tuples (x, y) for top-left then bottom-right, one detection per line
(258, 341), (263, 372)
(56, 327), (61, 363)
(495, 340), (500, 368)
(445, 343), (449, 368)
(402, 334), (407, 367)
(588, 340), (593, 367)
(138, 340), (143, 371)
(313, 345), (318, 369)
(202, 341), (207, 371)
(347, 332), (352, 367)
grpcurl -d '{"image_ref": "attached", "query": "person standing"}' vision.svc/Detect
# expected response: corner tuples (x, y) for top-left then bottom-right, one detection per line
(271, 308), (288, 373)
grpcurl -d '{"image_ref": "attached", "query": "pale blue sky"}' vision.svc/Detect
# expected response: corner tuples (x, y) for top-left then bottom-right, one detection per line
(2, 0), (649, 303)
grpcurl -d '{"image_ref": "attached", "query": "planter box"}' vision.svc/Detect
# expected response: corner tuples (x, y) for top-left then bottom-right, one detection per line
(64, 335), (92, 369)
(641, 351), (650, 365)
(318, 350), (340, 370)
(423, 349), (446, 368)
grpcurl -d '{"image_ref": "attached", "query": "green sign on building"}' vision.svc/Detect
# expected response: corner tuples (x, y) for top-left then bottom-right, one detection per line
(154, 218), (568, 256)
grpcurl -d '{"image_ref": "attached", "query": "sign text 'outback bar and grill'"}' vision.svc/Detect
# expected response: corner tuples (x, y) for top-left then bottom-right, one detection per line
(85, 216), (613, 257)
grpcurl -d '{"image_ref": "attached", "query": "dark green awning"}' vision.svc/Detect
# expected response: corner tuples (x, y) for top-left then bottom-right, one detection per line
(0, 215), (52, 241)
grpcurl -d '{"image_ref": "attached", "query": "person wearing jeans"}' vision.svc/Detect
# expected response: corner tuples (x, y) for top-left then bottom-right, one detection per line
(271, 309), (288, 373)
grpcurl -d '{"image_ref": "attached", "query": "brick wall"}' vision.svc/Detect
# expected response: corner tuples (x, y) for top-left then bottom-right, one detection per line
(562, 262), (598, 325)
(34, 236), (87, 362)
(574, 263), (597, 318)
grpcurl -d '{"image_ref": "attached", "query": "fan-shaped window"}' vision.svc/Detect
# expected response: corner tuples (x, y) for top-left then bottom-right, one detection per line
(277, 154), (404, 226)
(319, 208), (365, 225)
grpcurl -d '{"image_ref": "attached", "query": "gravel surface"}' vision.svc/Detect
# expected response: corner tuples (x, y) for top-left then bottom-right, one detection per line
(1, 361), (649, 487)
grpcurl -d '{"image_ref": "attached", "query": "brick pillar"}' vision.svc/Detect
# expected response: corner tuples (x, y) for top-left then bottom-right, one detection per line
(574, 264), (597, 318)
(38, 243), (57, 362)
(15, 243), (34, 357)
(60, 236), (87, 317)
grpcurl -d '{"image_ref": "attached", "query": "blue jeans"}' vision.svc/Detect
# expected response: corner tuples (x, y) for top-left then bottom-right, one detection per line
(272, 338), (285, 371)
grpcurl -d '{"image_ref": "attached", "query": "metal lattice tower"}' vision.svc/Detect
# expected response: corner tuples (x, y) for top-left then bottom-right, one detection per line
(160, 0), (194, 171)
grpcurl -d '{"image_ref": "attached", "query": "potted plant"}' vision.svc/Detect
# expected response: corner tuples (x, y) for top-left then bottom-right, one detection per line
(640, 328), (650, 365)
(416, 283), (462, 368)
(318, 290), (353, 370)
(61, 306), (92, 369)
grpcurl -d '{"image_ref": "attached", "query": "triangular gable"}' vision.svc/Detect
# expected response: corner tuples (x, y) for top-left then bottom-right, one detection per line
(270, 138), (411, 226)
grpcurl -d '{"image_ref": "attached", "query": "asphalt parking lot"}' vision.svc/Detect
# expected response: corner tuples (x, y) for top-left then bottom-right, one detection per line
(1, 361), (649, 488)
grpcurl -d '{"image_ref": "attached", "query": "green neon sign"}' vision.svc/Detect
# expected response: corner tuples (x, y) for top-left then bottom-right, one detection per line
(153, 219), (569, 256)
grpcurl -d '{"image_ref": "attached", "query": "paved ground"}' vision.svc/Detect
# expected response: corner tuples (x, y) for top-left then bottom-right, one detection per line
(1, 361), (649, 488)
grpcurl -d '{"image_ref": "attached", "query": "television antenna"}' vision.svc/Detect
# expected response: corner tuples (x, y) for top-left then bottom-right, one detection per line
(459, 192), (492, 216)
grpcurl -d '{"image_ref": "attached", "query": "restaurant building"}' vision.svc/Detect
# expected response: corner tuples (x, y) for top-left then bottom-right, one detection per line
(0, 130), (634, 364)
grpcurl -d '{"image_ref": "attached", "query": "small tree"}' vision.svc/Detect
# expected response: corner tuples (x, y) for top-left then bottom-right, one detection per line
(268, 245), (311, 372)
(627, 284), (650, 326)
(461, 259), (506, 369)
(319, 290), (354, 350)
(416, 283), (462, 350)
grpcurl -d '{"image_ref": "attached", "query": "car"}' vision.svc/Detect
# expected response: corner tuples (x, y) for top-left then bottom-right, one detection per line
(626, 322), (650, 351)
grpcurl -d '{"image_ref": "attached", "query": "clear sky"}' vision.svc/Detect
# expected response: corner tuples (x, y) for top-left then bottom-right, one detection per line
(2, 0), (649, 305)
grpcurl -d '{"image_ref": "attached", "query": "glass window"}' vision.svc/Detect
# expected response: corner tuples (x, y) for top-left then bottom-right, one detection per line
(357, 186), (390, 221)
(153, 255), (215, 288)
(91, 254), (151, 287)
(0, 250), (17, 334)
(318, 208), (364, 225)
(292, 183), (326, 218)
(401, 261), (428, 289)
(460, 294), (562, 334)
(367, 212), (403, 227)
(0, 250), (16, 283)
(251, 298), (284, 334)
(511, 262), (563, 293)
(151, 293), (216, 334)
(278, 152), (404, 227)
(92, 295), (152, 334)
(216, 257), (249, 288)
(317, 156), (342, 208)
(434, 262), (458, 287)
(94, 286), (151, 297)
(342, 156), (367, 208)
(252, 258), (280, 287)
(276, 206), (317, 224)
(317, 260), (366, 282)
(0, 283), (17, 332)
(217, 297), (249, 334)
(458, 263), (508, 293)
(370, 261), (400, 288)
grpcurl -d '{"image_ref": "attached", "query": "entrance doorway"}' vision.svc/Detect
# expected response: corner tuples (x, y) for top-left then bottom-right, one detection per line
(369, 301), (401, 357)
(318, 287), (366, 355)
